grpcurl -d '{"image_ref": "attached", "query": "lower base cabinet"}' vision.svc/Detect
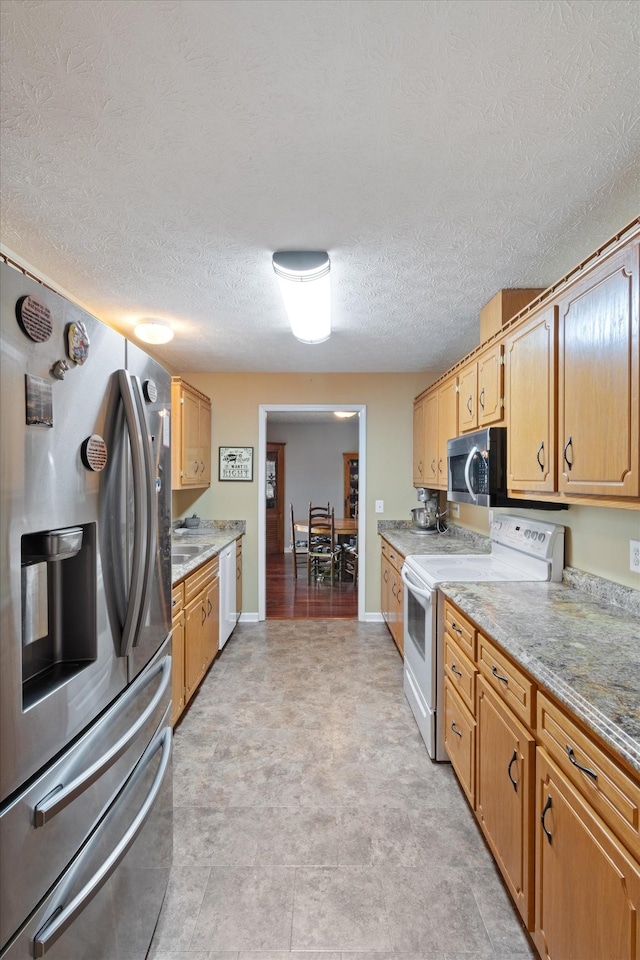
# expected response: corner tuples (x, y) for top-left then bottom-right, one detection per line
(174, 556), (219, 724)
(476, 676), (535, 929)
(443, 597), (640, 960)
(535, 749), (640, 960)
(380, 539), (404, 656)
(171, 583), (185, 726)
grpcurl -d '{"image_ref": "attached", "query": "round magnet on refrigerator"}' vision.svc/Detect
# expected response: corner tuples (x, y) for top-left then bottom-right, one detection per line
(143, 379), (158, 403)
(81, 435), (108, 472)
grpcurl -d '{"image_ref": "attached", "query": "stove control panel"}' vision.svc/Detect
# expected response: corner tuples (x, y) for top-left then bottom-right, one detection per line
(490, 516), (565, 561)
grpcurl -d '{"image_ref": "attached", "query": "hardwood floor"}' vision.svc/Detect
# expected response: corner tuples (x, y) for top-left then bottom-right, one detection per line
(266, 552), (357, 619)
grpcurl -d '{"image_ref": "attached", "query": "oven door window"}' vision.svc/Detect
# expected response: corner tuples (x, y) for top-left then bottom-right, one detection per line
(407, 590), (426, 660)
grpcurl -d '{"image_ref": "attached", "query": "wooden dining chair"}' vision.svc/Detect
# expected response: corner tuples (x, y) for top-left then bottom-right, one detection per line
(289, 502), (308, 579)
(307, 505), (339, 584)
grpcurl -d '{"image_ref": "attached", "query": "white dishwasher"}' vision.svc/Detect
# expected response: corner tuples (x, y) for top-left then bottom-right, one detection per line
(218, 540), (237, 649)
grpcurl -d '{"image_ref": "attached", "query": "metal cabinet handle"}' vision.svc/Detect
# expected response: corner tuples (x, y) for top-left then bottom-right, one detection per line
(201, 605), (206, 626)
(200, 460), (205, 473)
(207, 598), (213, 616)
(33, 727), (172, 958)
(391, 583), (397, 597)
(491, 664), (509, 685)
(450, 664), (462, 677)
(541, 794), (553, 845)
(479, 387), (485, 410)
(383, 570), (388, 583)
(536, 441), (544, 472)
(438, 457), (443, 475)
(563, 436), (573, 470)
(450, 722), (462, 738)
(566, 745), (598, 781)
(466, 395), (473, 415)
(451, 622), (462, 635)
(507, 749), (518, 792)
(418, 459), (422, 475)
(430, 458), (436, 475)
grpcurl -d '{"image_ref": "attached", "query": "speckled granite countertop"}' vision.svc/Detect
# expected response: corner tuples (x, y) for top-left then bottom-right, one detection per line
(172, 521), (245, 584)
(440, 580), (640, 775)
(378, 521), (490, 558)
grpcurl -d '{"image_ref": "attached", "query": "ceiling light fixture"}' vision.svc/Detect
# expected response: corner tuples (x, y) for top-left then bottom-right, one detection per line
(134, 319), (174, 345)
(272, 251), (331, 344)
(334, 411), (357, 419)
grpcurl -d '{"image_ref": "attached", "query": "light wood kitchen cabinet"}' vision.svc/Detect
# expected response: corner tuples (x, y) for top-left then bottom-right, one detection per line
(413, 379), (457, 490)
(505, 305), (557, 493)
(442, 596), (640, 958)
(556, 240), (639, 498)
(535, 748), (640, 960)
(171, 582), (185, 726)
(459, 342), (504, 433)
(182, 556), (219, 710)
(380, 538), (404, 656)
(476, 675), (535, 929)
(171, 377), (212, 489)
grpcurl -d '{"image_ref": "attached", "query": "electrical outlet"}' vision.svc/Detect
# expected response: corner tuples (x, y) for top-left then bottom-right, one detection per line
(375, 500), (384, 513)
(450, 503), (460, 518)
(630, 539), (640, 573)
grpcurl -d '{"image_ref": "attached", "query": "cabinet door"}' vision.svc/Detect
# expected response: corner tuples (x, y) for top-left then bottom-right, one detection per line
(198, 398), (212, 485)
(202, 577), (219, 668)
(413, 397), (425, 486)
(184, 592), (205, 704)
(476, 677), (535, 929)
(381, 551), (392, 627)
(437, 377), (458, 487)
(459, 363), (478, 432)
(171, 612), (185, 726)
(236, 544), (243, 618)
(181, 388), (201, 485)
(477, 343), (504, 427)
(423, 391), (439, 485)
(535, 749), (640, 960)
(444, 681), (476, 807)
(506, 307), (556, 492)
(391, 566), (404, 656)
(557, 241), (639, 497)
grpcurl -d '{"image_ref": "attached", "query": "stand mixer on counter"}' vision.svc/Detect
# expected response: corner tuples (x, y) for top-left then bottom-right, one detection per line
(411, 488), (447, 534)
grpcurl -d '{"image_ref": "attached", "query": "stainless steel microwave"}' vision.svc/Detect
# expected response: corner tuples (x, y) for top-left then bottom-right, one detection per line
(447, 427), (566, 509)
(447, 427), (508, 507)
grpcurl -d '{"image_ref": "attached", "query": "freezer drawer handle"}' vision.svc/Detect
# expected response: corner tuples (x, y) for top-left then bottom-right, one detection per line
(34, 655), (171, 827)
(33, 725), (172, 958)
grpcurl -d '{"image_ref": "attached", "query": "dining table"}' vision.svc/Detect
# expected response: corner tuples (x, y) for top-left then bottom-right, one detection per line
(294, 517), (358, 536)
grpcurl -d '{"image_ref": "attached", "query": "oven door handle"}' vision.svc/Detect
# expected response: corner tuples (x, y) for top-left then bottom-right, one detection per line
(401, 566), (434, 600)
(463, 445), (479, 503)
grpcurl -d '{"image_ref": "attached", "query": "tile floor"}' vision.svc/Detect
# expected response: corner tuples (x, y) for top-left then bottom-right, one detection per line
(149, 620), (536, 959)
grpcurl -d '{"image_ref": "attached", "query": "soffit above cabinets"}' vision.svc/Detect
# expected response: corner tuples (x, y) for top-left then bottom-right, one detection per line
(1, 0), (639, 374)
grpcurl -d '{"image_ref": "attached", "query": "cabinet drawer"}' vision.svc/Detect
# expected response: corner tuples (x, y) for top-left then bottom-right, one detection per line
(444, 634), (476, 714)
(537, 691), (640, 855)
(184, 556), (219, 604)
(444, 680), (476, 807)
(381, 538), (402, 571)
(172, 582), (184, 618)
(477, 633), (535, 729)
(444, 600), (476, 661)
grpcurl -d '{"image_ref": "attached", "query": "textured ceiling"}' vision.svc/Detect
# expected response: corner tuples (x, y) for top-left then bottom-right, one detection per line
(1, 0), (639, 375)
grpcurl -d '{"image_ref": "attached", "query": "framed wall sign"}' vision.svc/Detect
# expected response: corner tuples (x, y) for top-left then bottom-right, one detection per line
(219, 446), (253, 481)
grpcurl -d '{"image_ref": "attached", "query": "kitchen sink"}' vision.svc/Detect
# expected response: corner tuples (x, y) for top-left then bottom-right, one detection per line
(171, 543), (206, 564)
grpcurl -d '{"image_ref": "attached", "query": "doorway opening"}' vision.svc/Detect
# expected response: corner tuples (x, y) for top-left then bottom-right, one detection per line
(258, 404), (366, 621)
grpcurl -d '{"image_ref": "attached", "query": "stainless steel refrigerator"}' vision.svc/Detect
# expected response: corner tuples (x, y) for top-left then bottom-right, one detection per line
(0, 261), (173, 959)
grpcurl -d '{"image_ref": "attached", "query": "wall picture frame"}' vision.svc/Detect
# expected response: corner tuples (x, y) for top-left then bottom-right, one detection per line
(219, 446), (253, 481)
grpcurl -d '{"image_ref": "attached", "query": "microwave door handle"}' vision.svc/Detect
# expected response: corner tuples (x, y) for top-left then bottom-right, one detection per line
(400, 566), (433, 600)
(464, 445), (479, 503)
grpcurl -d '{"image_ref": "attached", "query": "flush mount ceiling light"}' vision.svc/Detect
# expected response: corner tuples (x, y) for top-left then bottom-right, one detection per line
(272, 251), (330, 344)
(334, 411), (357, 419)
(134, 319), (174, 345)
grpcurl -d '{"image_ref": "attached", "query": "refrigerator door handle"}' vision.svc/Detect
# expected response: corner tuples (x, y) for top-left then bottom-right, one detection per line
(130, 373), (157, 647)
(34, 655), (171, 827)
(32, 725), (172, 959)
(118, 370), (149, 658)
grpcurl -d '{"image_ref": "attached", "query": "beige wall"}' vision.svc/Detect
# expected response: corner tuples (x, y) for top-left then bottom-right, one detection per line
(452, 502), (640, 590)
(173, 372), (429, 615)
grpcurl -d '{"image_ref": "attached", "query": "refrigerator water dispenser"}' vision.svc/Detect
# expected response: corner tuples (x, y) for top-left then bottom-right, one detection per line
(21, 524), (97, 708)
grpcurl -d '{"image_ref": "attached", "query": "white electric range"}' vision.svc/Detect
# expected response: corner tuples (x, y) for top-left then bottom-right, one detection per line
(400, 516), (565, 759)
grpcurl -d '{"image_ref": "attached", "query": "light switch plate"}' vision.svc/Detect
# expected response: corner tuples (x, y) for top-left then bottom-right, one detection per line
(375, 500), (384, 513)
(630, 539), (640, 573)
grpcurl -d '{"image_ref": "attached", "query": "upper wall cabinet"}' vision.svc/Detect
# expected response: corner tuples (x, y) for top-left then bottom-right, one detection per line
(505, 305), (557, 493)
(557, 241), (639, 498)
(459, 342), (504, 433)
(413, 377), (458, 490)
(171, 377), (212, 490)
